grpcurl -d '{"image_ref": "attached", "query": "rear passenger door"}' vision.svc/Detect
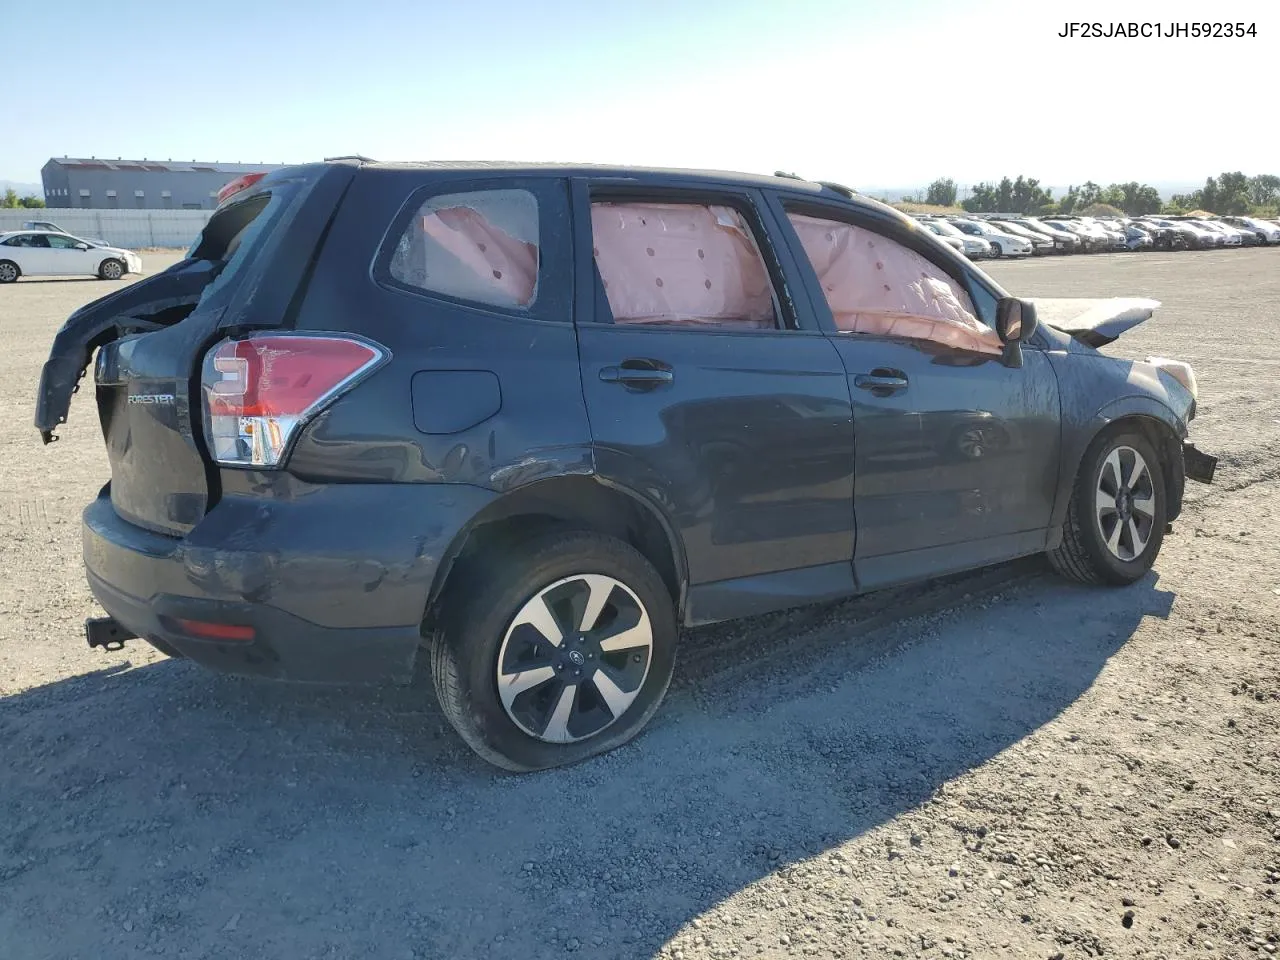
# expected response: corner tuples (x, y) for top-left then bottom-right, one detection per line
(16, 233), (54, 273)
(571, 180), (857, 622)
(768, 195), (1061, 590)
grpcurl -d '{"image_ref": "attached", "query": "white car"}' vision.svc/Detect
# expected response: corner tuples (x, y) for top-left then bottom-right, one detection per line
(916, 221), (969, 256)
(947, 218), (1033, 257)
(22, 220), (110, 247)
(919, 218), (992, 258)
(1192, 220), (1243, 246)
(1225, 217), (1280, 244)
(0, 231), (142, 283)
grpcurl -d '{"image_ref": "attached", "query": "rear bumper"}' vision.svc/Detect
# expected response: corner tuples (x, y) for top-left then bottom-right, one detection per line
(82, 482), (497, 683)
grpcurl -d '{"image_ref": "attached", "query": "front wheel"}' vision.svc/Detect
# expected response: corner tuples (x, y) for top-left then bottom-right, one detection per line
(431, 529), (677, 771)
(98, 258), (125, 280)
(987, 243), (1002, 258)
(1048, 429), (1166, 585)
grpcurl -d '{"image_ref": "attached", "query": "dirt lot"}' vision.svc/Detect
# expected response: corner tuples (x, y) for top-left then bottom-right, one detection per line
(2, 250), (1279, 960)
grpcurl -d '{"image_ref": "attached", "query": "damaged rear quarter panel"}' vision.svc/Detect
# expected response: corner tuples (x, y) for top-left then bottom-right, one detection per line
(280, 168), (596, 491)
(34, 259), (220, 442)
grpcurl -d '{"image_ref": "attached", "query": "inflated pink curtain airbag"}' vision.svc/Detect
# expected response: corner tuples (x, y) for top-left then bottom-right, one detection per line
(592, 203), (776, 328)
(788, 214), (1001, 355)
(420, 205), (538, 308)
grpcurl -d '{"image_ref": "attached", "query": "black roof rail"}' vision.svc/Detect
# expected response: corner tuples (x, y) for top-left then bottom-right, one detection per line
(818, 181), (856, 198)
(324, 154), (376, 163)
(772, 171), (857, 199)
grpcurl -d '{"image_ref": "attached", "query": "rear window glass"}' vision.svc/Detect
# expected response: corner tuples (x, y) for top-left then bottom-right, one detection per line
(188, 192), (287, 303)
(389, 189), (539, 310)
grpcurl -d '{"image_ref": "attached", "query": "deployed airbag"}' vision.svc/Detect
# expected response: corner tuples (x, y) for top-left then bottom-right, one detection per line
(591, 203), (776, 329)
(787, 214), (1003, 356)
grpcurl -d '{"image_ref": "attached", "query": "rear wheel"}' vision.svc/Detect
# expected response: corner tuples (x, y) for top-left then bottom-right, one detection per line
(431, 529), (677, 771)
(0, 260), (19, 283)
(98, 258), (125, 280)
(1048, 429), (1166, 585)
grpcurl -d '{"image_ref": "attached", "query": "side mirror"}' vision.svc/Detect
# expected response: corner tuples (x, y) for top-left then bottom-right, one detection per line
(74, 242), (90, 250)
(995, 297), (1038, 368)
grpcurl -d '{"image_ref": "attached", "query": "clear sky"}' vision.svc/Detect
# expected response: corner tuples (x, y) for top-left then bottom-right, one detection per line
(4, 0), (1276, 191)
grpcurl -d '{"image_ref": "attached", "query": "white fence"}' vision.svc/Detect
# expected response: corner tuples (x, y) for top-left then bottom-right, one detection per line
(0, 209), (211, 250)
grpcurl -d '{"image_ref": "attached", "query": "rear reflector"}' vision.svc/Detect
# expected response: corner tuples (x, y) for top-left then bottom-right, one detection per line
(173, 619), (256, 642)
(201, 334), (388, 467)
(216, 172), (268, 205)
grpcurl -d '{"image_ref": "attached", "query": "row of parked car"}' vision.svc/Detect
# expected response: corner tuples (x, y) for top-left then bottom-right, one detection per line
(914, 213), (1280, 258)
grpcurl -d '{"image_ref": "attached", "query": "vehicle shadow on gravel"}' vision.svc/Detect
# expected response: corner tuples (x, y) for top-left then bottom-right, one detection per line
(1, 572), (1175, 960)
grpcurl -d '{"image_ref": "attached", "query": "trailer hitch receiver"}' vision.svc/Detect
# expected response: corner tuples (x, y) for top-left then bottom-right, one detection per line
(85, 617), (137, 652)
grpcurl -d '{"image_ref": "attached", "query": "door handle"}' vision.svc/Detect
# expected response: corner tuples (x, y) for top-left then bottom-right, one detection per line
(854, 369), (909, 394)
(600, 360), (674, 388)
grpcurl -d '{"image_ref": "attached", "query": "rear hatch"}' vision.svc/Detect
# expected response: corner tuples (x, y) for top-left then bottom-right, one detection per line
(35, 163), (356, 536)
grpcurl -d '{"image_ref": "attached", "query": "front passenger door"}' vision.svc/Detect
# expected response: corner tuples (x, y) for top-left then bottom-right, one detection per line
(771, 198), (1061, 590)
(45, 233), (95, 275)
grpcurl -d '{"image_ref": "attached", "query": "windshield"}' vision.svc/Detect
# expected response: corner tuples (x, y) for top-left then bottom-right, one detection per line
(927, 220), (964, 238)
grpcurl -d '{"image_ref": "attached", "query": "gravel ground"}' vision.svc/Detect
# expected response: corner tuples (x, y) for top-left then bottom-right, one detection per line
(2, 249), (1279, 960)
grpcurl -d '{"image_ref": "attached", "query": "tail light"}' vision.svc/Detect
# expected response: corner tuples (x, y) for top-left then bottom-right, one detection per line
(201, 334), (388, 467)
(217, 172), (268, 206)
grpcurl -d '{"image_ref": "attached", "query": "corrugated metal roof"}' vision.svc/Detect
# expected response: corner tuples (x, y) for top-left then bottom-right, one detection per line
(45, 158), (286, 174)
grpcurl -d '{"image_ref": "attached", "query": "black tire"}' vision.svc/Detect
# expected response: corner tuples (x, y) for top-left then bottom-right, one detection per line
(98, 258), (125, 280)
(430, 529), (677, 772)
(988, 243), (1002, 258)
(0, 260), (19, 283)
(1048, 428), (1166, 586)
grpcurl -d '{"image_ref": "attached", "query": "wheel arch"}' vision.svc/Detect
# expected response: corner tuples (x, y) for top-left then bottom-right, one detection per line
(423, 475), (688, 632)
(1051, 397), (1188, 535)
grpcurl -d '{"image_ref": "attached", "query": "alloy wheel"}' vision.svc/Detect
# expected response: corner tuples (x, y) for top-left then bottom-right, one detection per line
(496, 574), (653, 743)
(0, 263), (17, 282)
(1095, 445), (1156, 561)
(102, 261), (123, 280)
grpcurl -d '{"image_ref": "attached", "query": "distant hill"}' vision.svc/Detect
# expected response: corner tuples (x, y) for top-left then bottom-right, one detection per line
(0, 180), (43, 198)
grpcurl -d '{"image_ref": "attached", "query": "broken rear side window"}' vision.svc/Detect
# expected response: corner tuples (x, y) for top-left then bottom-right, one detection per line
(591, 202), (779, 330)
(389, 189), (540, 310)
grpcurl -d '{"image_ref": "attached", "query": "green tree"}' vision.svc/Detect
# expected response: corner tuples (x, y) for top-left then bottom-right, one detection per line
(1, 188), (18, 208)
(19, 195), (45, 208)
(1246, 174), (1280, 208)
(1009, 176), (1052, 213)
(924, 178), (957, 206)
(961, 181), (998, 213)
(1099, 182), (1162, 215)
(1076, 181), (1102, 208)
(960, 176), (1052, 214)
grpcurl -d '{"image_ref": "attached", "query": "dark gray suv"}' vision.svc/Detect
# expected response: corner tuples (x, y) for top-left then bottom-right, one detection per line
(36, 160), (1216, 771)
